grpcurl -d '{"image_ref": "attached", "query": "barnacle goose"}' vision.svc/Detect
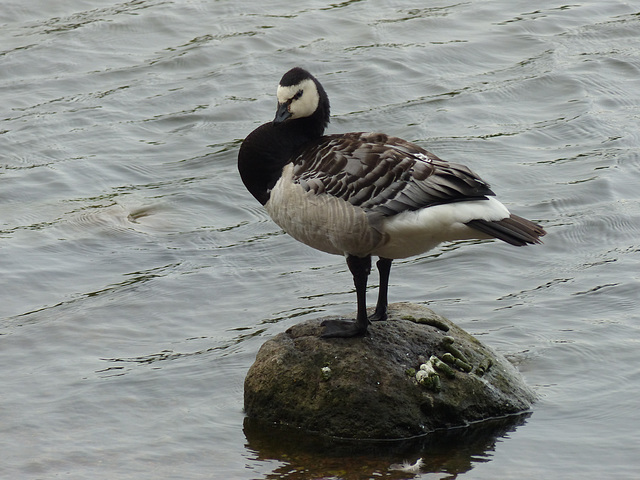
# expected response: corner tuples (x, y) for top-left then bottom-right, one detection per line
(238, 67), (546, 338)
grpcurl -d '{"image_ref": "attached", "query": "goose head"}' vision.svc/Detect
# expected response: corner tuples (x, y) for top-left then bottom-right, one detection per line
(273, 67), (330, 130)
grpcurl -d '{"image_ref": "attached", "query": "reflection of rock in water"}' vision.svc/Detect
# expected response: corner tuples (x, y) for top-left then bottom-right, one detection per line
(244, 303), (535, 439)
(243, 412), (531, 479)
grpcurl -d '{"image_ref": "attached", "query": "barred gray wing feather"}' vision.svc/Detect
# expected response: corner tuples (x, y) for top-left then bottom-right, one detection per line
(292, 132), (495, 217)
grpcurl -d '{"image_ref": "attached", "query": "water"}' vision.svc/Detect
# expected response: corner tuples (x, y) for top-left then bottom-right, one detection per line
(2, 0), (639, 478)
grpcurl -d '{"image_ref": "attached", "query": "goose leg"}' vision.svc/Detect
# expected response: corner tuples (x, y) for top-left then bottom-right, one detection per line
(370, 257), (392, 322)
(321, 254), (371, 338)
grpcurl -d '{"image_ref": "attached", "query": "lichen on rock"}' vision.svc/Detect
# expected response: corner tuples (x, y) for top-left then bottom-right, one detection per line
(244, 303), (535, 439)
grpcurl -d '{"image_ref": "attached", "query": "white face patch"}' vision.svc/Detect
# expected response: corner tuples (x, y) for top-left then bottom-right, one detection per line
(276, 78), (319, 120)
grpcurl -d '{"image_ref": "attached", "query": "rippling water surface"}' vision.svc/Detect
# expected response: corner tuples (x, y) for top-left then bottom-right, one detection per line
(2, 1), (640, 478)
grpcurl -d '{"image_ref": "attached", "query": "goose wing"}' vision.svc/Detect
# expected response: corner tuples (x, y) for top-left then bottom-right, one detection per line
(292, 132), (495, 217)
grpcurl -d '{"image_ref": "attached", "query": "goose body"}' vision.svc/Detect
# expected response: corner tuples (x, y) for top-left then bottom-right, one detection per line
(238, 67), (546, 338)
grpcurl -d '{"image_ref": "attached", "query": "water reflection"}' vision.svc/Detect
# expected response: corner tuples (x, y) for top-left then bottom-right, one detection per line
(244, 413), (530, 479)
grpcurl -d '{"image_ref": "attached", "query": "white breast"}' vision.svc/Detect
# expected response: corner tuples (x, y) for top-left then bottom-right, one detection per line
(266, 164), (386, 257)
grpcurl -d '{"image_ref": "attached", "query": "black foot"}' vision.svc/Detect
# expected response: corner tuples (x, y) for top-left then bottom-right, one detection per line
(369, 310), (388, 322)
(320, 319), (368, 338)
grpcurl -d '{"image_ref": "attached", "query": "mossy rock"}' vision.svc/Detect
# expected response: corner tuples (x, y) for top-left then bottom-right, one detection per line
(244, 303), (535, 439)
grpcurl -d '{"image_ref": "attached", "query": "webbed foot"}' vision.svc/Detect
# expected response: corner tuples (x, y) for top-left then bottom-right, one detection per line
(320, 319), (368, 338)
(368, 309), (387, 322)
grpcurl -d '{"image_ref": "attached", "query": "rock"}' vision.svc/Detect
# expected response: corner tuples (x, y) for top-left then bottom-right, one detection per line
(244, 303), (536, 439)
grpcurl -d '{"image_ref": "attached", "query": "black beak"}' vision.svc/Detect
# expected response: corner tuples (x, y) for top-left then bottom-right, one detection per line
(274, 102), (291, 124)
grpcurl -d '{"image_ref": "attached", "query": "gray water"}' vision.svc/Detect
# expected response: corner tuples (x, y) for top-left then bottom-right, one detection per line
(2, 0), (639, 478)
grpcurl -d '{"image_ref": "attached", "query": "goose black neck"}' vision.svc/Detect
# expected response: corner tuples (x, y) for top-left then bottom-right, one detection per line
(238, 76), (330, 206)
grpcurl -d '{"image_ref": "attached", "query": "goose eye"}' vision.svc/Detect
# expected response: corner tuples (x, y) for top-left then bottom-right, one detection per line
(292, 90), (303, 100)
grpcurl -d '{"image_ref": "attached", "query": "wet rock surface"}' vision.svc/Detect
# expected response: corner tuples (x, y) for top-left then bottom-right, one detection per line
(244, 303), (536, 439)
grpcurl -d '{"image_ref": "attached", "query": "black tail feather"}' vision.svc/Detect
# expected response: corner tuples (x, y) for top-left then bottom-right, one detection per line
(466, 214), (546, 247)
